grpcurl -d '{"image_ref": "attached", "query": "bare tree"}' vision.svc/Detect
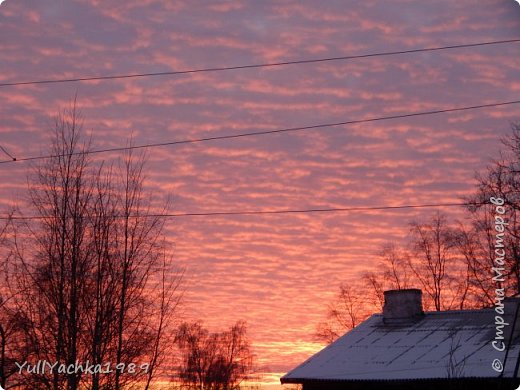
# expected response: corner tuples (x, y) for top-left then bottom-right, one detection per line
(454, 221), (494, 308)
(408, 212), (461, 311)
(378, 243), (411, 291)
(0, 215), (31, 389)
(10, 106), (96, 390)
(7, 103), (182, 389)
(176, 321), (254, 390)
(111, 147), (173, 390)
(315, 283), (371, 343)
(316, 125), (520, 343)
(144, 253), (184, 390)
(362, 244), (412, 309)
(464, 123), (520, 298)
(362, 271), (385, 309)
(317, 214), (473, 343)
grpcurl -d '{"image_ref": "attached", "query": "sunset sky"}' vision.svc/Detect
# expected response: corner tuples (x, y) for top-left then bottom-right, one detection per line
(1, 1), (520, 388)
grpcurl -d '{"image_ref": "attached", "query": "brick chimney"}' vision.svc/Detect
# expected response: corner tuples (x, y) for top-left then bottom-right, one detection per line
(383, 289), (424, 324)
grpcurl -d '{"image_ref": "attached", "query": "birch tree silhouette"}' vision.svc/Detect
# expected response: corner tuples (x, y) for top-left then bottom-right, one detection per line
(6, 103), (182, 389)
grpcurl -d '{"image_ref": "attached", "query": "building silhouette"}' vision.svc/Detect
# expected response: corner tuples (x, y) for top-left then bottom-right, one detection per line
(281, 289), (520, 390)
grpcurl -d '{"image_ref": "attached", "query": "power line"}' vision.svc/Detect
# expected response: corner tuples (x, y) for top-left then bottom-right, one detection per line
(0, 38), (519, 87)
(1, 98), (519, 165)
(1, 202), (487, 220)
(0, 145), (16, 161)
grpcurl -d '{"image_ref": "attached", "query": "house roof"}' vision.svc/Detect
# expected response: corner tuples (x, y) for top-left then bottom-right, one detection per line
(281, 305), (520, 383)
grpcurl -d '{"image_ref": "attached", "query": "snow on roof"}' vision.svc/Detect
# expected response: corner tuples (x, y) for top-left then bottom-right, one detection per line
(282, 307), (520, 383)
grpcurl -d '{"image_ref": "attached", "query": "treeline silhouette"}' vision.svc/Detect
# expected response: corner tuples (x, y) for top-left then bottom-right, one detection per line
(0, 104), (255, 389)
(317, 123), (520, 343)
